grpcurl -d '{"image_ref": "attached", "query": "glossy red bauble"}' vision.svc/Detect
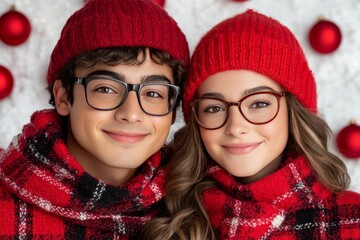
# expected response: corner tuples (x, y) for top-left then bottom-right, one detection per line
(0, 9), (31, 46)
(336, 122), (360, 159)
(308, 19), (341, 54)
(0, 65), (14, 100)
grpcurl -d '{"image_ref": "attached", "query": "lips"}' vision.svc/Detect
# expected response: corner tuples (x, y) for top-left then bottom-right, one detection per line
(222, 142), (262, 155)
(104, 130), (147, 143)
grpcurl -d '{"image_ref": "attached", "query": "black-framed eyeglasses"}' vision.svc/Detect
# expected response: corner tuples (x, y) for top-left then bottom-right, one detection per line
(73, 75), (180, 116)
(191, 91), (286, 130)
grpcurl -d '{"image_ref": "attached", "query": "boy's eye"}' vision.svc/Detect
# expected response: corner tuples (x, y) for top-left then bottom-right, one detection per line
(143, 91), (162, 98)
(94, 86), (116, 94)
(87, 78), (124, 95)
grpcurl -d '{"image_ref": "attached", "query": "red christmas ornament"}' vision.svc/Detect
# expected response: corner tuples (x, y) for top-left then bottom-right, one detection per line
(231, 0), (248, 2)
(336, 121), (360, 159)
(308, 18), (341, 54)
(0, 7), (31, 46)
(152, 0), (166, 7)
(0, 65), (14, 100)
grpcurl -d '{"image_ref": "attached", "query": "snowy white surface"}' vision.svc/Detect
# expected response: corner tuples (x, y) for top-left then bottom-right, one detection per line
(0, 0), (359, 192)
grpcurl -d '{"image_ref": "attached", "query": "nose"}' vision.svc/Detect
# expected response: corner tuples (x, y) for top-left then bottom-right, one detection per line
(115, 92), (144, 123)
(224, 106), (249, 136)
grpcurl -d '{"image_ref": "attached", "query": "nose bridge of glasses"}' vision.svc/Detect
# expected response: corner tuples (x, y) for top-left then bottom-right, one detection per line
(227, 101), (242, 113)
(126, 82), (141, 93)
(227, 100), (249, 123)
(227, 102), (244, 116)
(117, 88), (144, 117)
(228, 101), (241, 107)
(121, 82), (142, 104)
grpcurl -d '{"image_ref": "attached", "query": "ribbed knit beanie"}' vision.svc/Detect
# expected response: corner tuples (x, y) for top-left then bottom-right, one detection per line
(182, 9), (317, 122)
(47, 0), (190, 85)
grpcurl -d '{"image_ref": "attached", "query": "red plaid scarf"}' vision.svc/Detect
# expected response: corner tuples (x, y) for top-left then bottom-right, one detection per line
(0, 109), (166, 239)
(202, 156), (360, 239)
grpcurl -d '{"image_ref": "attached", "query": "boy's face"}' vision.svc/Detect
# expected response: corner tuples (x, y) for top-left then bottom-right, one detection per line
(54, 51), (174, 185)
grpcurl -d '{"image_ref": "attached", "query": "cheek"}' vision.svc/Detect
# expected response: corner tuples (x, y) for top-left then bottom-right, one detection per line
(68, 99), (108, 140)
(69, 110), (97, 139)
(277, 102), (289, 139)
(262, 105), (289, 146)
(199, 128), (218, 151)
(261, 122), (288, 144)
(153, 114), (173, 137)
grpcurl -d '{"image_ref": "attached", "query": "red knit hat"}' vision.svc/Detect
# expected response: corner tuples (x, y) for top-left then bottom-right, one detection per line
(182, 9), (317, 122)
(47, 0), (190, 85)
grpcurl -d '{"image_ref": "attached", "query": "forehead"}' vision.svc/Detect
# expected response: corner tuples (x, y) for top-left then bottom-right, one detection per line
(75, 59), (174, 84)
(198, 70), (282, 95)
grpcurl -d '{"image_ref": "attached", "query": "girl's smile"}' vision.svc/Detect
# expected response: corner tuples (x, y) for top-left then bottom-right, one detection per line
(221, 141), (263, 155)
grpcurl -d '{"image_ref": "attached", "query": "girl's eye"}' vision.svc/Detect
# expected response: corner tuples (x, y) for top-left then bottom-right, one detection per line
(204, 106), (225, 113)
(251, 101), (270, 108)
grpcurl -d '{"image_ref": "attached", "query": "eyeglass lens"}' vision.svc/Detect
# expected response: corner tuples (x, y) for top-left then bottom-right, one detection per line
(193, 92), (281, 129)
(85, 78), (178, 115)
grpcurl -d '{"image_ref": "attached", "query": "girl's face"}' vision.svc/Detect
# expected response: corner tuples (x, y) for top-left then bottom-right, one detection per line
(197, 70), (288, 183)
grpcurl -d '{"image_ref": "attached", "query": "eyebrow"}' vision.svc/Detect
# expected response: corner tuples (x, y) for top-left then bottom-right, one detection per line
(199, 86), (279, 99)
(243, 86), (278, 95)
(86, 70), (121, 79)
(141, 75), (172, 84)
(85, 70), (172, 84)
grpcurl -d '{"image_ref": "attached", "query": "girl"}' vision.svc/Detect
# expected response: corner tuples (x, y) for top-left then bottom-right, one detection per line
(142, 9), (360, 239)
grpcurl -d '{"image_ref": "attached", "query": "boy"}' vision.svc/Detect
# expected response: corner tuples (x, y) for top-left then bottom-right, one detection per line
(0, 0), (189, 239)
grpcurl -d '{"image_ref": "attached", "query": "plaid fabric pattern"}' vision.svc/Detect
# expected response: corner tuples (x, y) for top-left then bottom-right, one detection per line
(202, 156), (360, 239)
(0, 109), (166, 239)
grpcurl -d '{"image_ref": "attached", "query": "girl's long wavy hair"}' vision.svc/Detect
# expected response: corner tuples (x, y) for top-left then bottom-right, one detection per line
(140, 93), (350, 240)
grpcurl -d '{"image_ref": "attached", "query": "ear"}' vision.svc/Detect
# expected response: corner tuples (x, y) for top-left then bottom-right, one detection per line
(53, 80), (71, 116)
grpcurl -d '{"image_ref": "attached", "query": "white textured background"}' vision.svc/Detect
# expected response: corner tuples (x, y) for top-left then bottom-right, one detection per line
(0, 0), (359, 192)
